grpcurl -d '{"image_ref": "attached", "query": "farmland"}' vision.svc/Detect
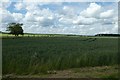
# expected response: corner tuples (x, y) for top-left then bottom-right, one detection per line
(2, 34), (119, 78)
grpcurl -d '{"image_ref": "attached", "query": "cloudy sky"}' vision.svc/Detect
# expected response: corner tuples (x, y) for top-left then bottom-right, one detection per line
(0, 1), (118, 35)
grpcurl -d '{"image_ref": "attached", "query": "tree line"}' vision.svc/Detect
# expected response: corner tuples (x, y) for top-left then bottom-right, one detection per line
(95, 34), (120, 37)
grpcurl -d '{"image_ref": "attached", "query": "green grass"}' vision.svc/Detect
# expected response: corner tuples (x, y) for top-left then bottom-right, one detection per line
(2, 35), (118, 77)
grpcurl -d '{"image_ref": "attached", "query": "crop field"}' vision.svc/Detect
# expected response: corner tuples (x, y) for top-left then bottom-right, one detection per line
(0, 33), (68, 38)
(2, 35), (119, 78)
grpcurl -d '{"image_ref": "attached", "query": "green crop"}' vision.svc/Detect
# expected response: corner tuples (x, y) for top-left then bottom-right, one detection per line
(2, 36), (118, 75)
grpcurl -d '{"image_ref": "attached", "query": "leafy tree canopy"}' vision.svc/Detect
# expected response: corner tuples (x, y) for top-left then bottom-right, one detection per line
(7, 23), (24, 36)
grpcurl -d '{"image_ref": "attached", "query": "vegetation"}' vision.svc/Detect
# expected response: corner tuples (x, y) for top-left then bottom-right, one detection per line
(95, 34), (120, 37)
(2, 65), (118, 78)
(2, 35), (118, 77)
(6, 23), (24, 36)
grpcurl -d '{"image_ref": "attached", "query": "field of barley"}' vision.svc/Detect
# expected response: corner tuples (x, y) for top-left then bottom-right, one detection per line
(2, 35), (119, 78)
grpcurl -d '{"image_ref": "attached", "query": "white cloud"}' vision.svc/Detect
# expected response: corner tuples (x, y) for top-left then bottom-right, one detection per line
(59, 17), (73, 25)
(1, 0), (11, 9)
(1, 2), (118, 35)
(73, 16), (98, 25)
(23, 0), (65, 2)
(111, 22), (118, 33)
(1, 9), (15, 23)
(40, 8), (54, 17)
(0, 7), (23, 31)
(25, 2), (40, 11)
(101, 19), (115, 25)
(23, 8), (55, 28)
(12, 13), (23, 22)
(80, 3), (101, 18)
(0, 8), (15, 31)
(14, 3), (24, 10)
(100, 10), (114, 19)
(36, 16), (55, 27)
(62, 6), (75, 17)
(23, 12), (36, 22)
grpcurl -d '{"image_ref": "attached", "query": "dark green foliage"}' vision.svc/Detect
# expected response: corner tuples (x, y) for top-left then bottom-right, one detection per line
(95, 34), (120, 37)
(2, 37), (118, 75)
(7, 23), (24, 36)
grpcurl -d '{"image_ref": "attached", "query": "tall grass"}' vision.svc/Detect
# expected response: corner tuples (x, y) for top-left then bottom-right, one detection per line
(2, 37), (118, 75)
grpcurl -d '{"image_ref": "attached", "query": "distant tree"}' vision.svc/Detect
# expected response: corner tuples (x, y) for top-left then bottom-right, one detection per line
(7, 23), (24, 36)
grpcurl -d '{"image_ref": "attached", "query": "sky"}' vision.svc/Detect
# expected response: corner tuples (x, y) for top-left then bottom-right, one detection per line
(0, 0), (118, 35)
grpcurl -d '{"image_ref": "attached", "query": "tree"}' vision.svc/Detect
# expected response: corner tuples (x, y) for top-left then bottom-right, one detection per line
(7, 23), (24, 36)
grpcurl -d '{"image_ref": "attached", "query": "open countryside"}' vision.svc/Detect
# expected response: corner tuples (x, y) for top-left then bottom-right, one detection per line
(1, 1), (119, 79)
(2, 33), (119, 78)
